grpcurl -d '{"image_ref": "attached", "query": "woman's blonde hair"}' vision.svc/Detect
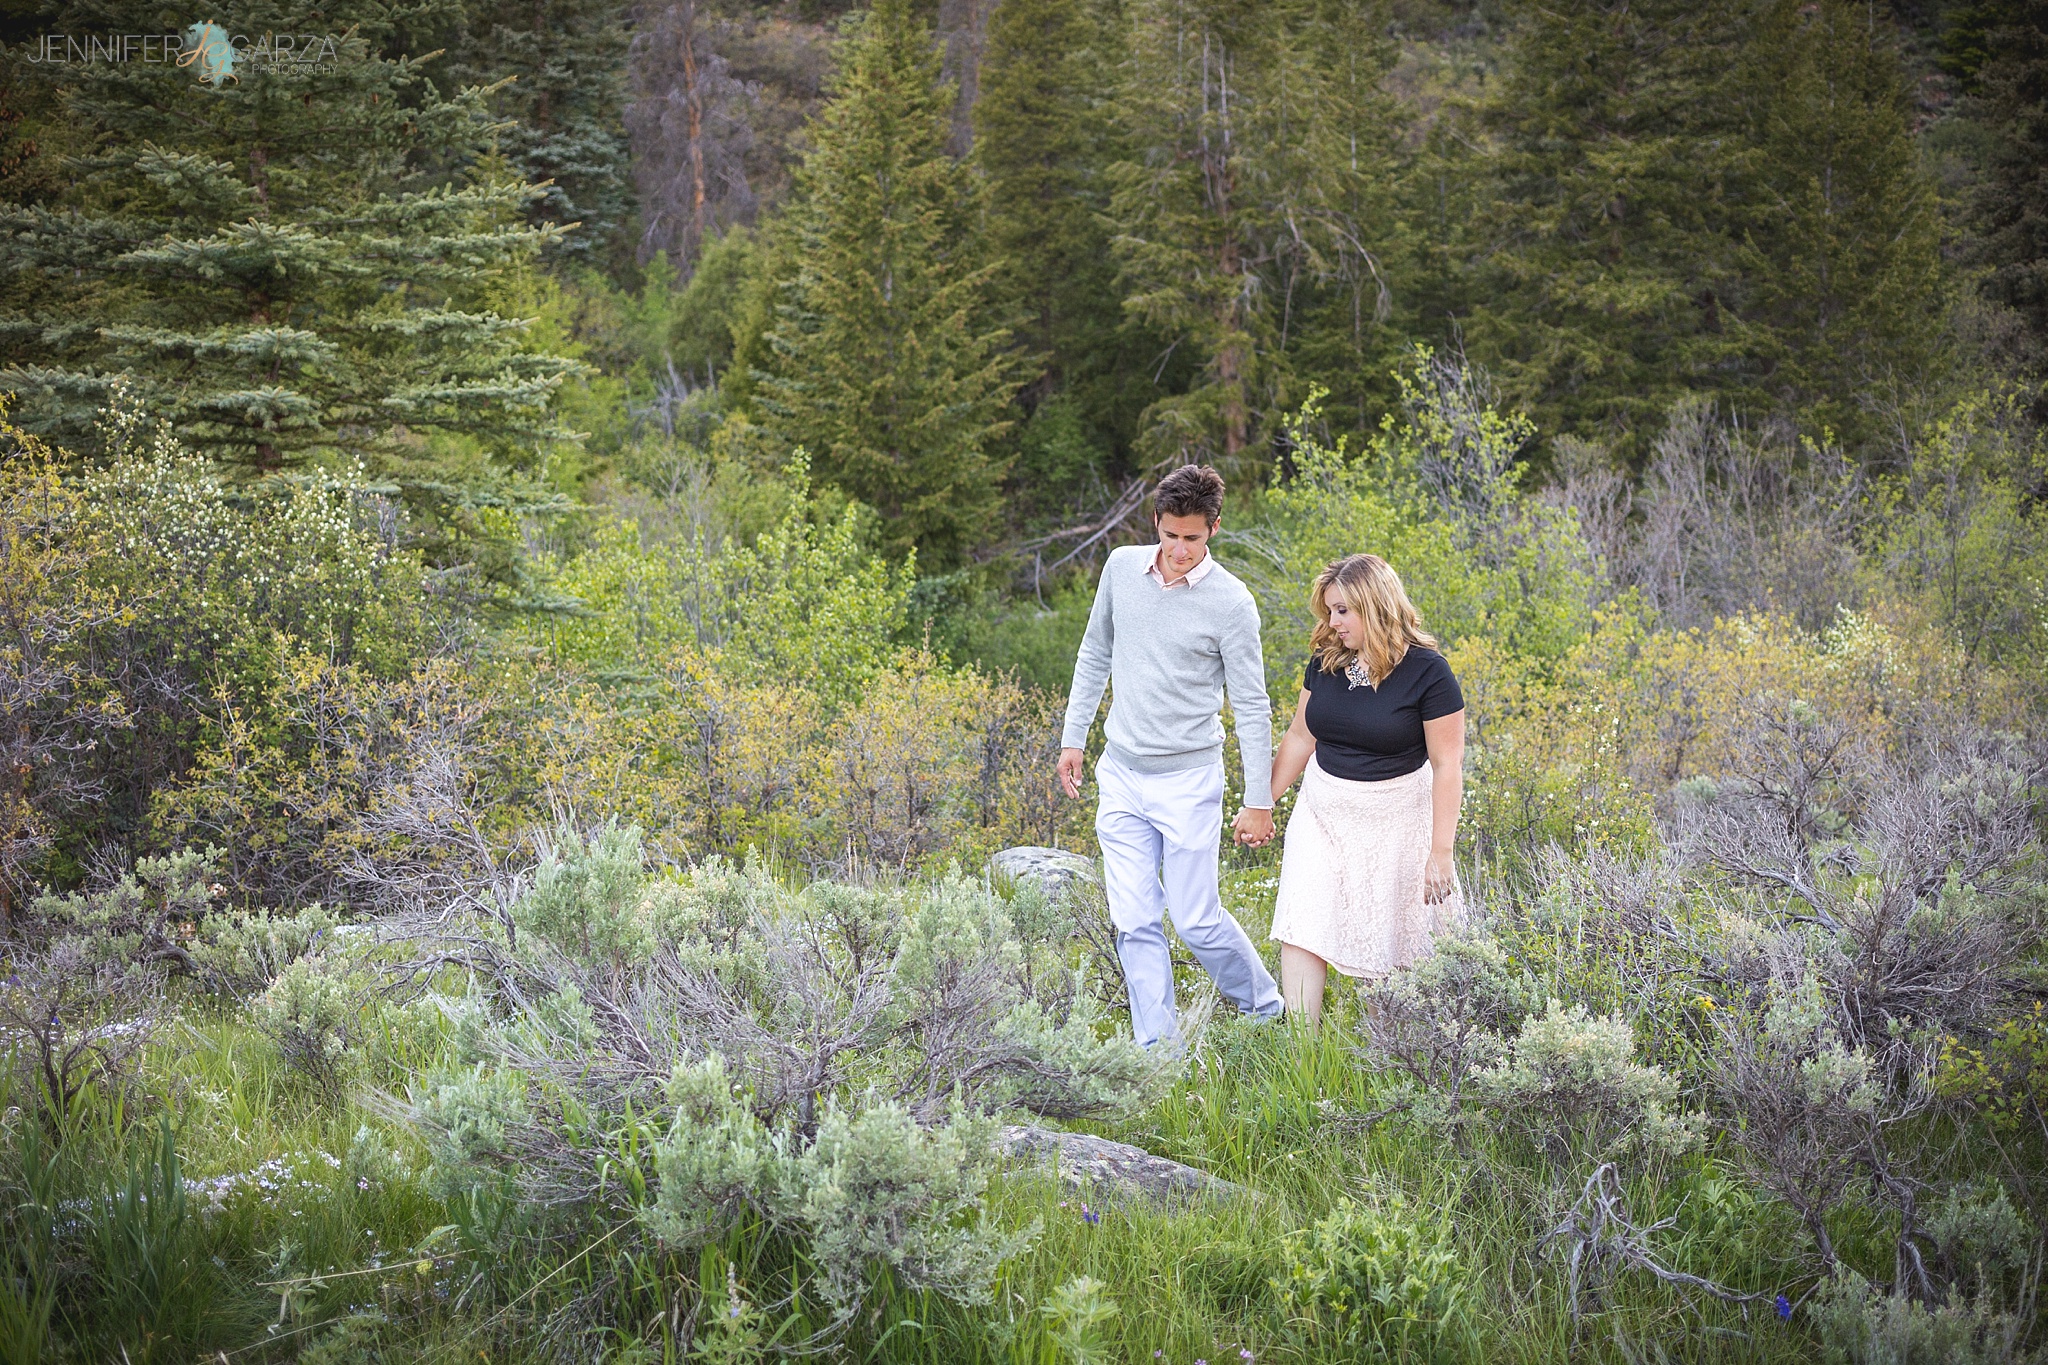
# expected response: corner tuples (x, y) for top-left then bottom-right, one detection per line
(1310, 554), (1437, 684)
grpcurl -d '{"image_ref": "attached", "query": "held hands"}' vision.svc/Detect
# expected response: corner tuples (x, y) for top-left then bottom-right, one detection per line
(1233, 807), (1275, 847)
(1424, 848), (1458, 904)
(1056, 750), (1277, 851)
(1057, 747), (1086, 799)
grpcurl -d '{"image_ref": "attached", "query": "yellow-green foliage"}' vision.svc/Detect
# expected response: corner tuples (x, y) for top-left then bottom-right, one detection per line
(1938, 1002), (2048, 1136)
(520, 457), (913, 696)
(1249, 364), (1600, 689)
(528, 649), (1074, 871)
(1279, 1193), (1474, 1359)
(1453, 603), (2006, 861)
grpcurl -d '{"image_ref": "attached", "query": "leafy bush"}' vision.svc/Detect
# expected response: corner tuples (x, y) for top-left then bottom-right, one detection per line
(29, 848), (219, 981)
(1359, 935), (1696, 1179)
(1811, 1270), (2032, 1365)
(1473, 999), (1701, 1167)
(1241, 357), (1599, 701)
(1279, 1193), (1474, 1361)
(0, 401), (429, 894)
(520, 455), (912, 700)
(1925, 1180), (2035, 1306)
(1708, 972), (1926, 1275)
(513, 820), (657, 973)
(791, 1102), (1027, 1310)
(250, 957), (363, 1097)
(1358, 929), (1540, 1132)
(392, 849), (1154, 1347)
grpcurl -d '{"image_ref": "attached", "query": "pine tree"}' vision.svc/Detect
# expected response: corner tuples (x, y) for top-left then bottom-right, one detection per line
(750, 0), (1016, 568)
(1736, 0), (1945, 444)
(1467, 0), (1750, 455)
(975, 0), (1166, 520)
(973, 0), (1123, 411)
(1966, 0), (2048, 381)
(1105, 0), (1401, 469)
(443, 0), (635, 270)
(0, 0), (579, 512)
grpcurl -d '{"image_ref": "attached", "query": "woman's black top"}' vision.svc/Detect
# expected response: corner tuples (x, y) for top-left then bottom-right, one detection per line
(1302, 647), (1464, 782)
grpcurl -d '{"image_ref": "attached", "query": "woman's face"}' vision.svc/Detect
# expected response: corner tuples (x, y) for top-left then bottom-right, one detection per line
(1324, 586), (1363, 650)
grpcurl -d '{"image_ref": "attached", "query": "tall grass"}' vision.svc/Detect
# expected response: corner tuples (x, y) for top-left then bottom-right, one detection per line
(0, 933), (1982, 1362)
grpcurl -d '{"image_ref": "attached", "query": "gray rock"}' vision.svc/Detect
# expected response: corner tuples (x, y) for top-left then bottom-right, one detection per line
(996, 1123), (1258, 1206)
(990, 846), (1098, 903)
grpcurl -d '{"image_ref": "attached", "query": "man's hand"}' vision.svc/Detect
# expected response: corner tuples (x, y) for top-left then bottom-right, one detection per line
(1057, 748), (1086, 799)
(1233, 806), (1275, 847)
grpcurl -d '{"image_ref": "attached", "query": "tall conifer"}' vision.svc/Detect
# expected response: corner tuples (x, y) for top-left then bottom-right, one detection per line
(444, 0), (635, 268)
(0, 0), (580, 507)
(751, 0), (1016, 568)
(1967, 0), (2048, 382)
(1106, 0), (1399, 469)
(1738, 0), (1945, 441)
(973, 0), (1124, 413)
(1470, 0), (1749, 453)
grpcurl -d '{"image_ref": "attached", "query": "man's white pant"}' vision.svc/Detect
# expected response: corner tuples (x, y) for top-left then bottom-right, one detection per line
(1095, 754), (1283, 1047)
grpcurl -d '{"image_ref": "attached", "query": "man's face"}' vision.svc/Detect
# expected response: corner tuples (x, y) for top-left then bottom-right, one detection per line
(1155, 511), (1218, 580)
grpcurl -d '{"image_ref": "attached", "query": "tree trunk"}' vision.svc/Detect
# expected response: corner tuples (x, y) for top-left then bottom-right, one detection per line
(681, 0), (707, 256)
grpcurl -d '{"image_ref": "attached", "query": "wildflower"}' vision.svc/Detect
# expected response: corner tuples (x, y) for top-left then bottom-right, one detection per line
(1776, 1294), (1792, 1321)
(1241, 1353), (1254, 1361)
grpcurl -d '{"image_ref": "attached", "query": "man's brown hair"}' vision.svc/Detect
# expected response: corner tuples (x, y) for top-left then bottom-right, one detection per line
(1153, 464), (1226, 524)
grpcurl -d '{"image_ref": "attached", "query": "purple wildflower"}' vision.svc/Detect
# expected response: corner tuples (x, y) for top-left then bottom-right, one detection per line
(1776, 1294), (1792, 1321)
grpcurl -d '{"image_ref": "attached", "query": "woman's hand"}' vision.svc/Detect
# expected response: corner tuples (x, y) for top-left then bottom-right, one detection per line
(1423, 847), (1457, 904)
(1423, 710), (1465, 906)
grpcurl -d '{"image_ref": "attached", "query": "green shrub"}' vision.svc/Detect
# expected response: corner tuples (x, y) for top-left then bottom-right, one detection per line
(513, 819), (657, 972)
(644, 1068), (1035, 1317)
(1473, 999), (1701, 1167)
(1811, 1270), (2031, 1365)
(1042, 1274), (1120, 1365)
(249, 956), (362, 1097)
(1279, 1194), (1475, 1361)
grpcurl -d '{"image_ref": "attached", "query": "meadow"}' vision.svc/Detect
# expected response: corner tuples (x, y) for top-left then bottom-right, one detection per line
(3, 0), (2046, 1352)
(2, 354), (2043, 1362)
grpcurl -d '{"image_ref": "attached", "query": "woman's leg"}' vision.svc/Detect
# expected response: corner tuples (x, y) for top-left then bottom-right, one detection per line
(1280, 943), (1329, 1029)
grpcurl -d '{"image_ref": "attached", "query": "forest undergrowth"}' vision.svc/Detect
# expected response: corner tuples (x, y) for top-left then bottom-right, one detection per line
(4, 2), (2047, 1348)
(2, 342), (2045, 1363)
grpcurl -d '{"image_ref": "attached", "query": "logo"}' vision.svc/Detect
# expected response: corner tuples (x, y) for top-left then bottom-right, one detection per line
(19, 23), (344, 82)
(177, 21), (235, 85)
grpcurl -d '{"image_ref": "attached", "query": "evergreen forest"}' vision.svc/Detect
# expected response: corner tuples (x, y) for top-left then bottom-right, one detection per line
(2, 0), (2048, 1359)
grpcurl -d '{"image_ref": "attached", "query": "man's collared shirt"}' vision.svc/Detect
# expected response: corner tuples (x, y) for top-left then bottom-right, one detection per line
(1146, 545), (1217, 591)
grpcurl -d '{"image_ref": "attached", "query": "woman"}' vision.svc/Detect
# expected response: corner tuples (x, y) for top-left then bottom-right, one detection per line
(1262, 554), (1466, 1028)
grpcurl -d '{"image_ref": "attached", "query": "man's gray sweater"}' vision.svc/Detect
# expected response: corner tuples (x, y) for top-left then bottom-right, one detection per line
(1060, 544), (1275, 808)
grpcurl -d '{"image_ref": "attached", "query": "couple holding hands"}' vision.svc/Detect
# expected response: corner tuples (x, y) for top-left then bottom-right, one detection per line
(1056, 464), (1466, 1042)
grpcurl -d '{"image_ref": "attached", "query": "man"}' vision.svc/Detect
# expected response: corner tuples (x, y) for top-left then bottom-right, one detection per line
(1058, 465), (1284, 1047)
